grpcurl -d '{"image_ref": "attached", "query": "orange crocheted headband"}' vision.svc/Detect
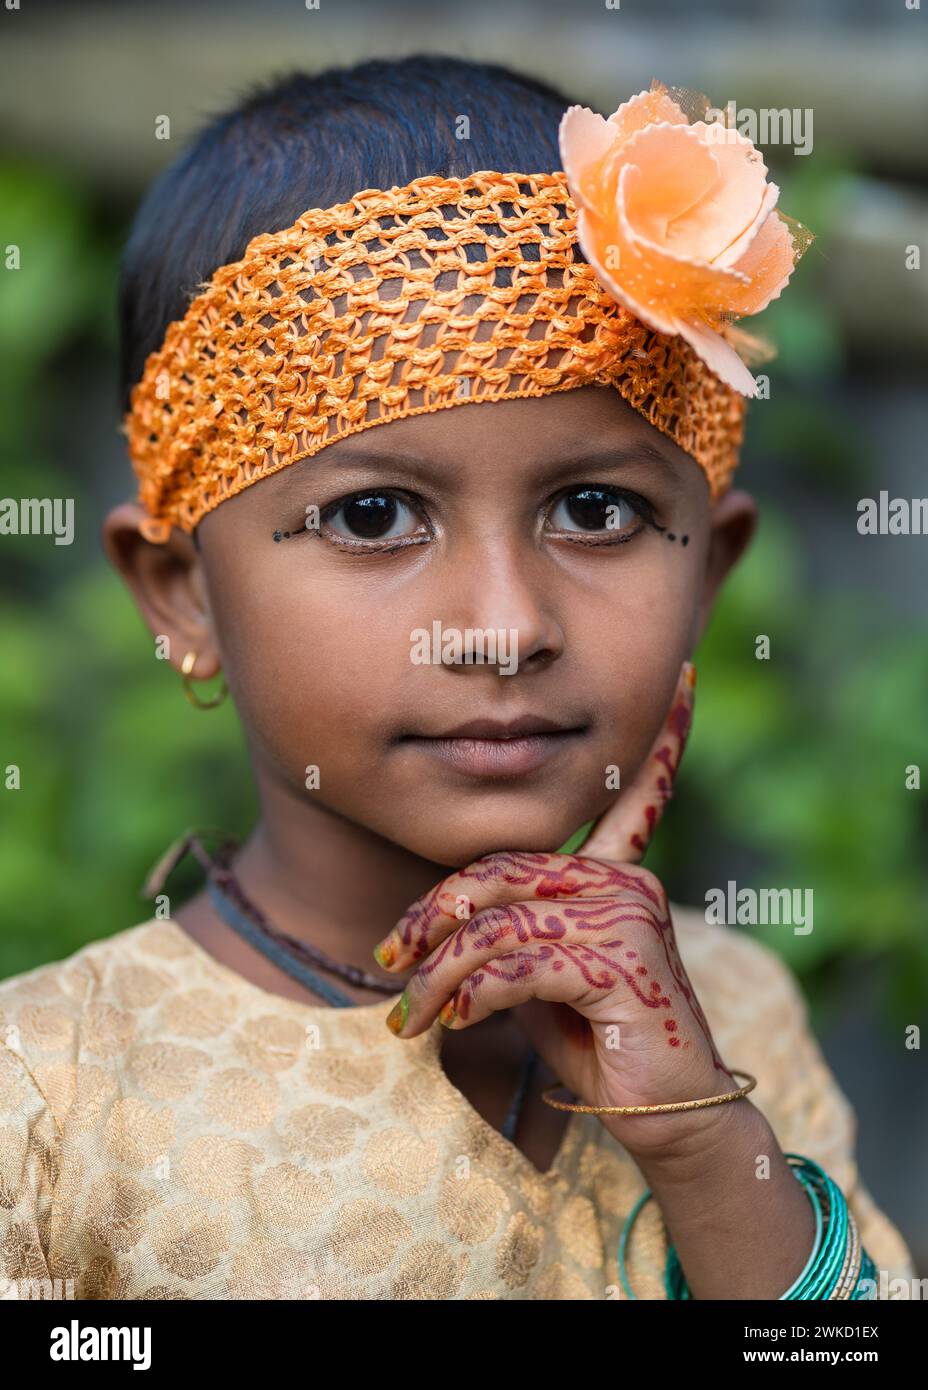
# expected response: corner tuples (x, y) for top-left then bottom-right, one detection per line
(122, 82), (812, 542)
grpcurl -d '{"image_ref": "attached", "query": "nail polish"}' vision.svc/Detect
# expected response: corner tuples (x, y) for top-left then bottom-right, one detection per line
(373, 934), (398, 969)
(385, 992), (409, 1035)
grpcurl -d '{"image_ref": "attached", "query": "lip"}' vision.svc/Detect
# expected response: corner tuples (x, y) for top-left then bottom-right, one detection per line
(410, 714), (582, 740)
(397, 715), (590, 779)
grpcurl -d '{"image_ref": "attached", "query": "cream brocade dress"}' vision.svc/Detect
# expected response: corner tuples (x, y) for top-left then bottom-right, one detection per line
(0, 905), (916, 1300)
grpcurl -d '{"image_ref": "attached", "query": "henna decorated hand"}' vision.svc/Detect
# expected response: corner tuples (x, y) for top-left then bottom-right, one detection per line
(372, 661), (739, 1158)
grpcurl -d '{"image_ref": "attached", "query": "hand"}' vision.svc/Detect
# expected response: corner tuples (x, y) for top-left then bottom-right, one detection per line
(372, 661), (740, 1159)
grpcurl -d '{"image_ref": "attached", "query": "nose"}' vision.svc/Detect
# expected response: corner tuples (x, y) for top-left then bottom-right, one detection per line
(434, 534), (565, 677)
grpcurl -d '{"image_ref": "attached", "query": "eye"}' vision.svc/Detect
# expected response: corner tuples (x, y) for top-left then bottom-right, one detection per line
(546, 486), (651, 540)
(321, 490), (429, 545)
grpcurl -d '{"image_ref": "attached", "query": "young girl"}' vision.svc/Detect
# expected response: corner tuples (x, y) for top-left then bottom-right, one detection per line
(0, 55), (915, 1301)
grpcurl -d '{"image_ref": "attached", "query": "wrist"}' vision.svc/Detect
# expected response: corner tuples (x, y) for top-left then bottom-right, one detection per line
(620, 1095), (771, 1186)
(595, 1060), (763, 1167)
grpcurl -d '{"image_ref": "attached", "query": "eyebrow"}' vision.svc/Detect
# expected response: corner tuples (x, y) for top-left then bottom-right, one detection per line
(530, 440), (680, 484)
(270, 433), (681, 501)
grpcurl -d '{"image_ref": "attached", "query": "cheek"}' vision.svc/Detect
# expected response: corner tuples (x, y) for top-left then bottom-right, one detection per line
(567, 548), (700, 763)
(569, 540), (699, 656)
(205, 564), (400, 766)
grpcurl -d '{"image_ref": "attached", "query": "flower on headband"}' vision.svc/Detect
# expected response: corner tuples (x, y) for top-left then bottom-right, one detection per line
(559, 81), (811, 396)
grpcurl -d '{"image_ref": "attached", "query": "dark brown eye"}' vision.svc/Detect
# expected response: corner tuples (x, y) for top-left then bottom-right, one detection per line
(324, 492), (418, 541)
(548, 488), (638, 533)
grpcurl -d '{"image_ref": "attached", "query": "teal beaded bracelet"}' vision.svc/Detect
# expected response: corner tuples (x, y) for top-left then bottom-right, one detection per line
(618, 1153), (876, 1300)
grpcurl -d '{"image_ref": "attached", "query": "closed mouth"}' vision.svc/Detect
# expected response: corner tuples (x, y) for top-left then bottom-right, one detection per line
(398, 715), (590, 741)
(394, 718), (590, 779)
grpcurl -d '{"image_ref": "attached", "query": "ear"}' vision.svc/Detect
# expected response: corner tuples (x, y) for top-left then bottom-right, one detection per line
(100, 502), (222, 678)
(694, 488), (758, 643)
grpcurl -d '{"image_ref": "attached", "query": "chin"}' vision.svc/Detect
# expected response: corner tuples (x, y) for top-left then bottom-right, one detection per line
(393, 805), (593, 869)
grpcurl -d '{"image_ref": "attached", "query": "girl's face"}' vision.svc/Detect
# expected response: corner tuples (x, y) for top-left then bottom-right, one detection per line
(107, 385), (755, 867)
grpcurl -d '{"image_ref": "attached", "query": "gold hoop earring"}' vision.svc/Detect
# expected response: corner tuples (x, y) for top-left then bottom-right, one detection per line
(180, 649), (228, 709)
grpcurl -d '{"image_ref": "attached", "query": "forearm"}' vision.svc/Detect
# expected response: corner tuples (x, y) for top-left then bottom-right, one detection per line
(608, 1099), (818, 1300)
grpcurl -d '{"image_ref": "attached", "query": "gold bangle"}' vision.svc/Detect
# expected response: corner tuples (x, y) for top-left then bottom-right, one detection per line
(541, 1069), (757, 1115)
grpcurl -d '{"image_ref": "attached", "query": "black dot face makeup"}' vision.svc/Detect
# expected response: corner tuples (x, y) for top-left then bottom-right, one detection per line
(654, 525), (689, 546)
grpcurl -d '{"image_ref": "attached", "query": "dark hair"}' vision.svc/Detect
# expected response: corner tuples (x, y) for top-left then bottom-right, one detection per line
(117, 52), (586, 415)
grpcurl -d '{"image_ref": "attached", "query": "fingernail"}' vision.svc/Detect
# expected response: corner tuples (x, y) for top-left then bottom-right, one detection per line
(373, 933), (398, 969)
(685, 662), (697, 690)
(385, 992), (409, 1035)
(438, 999), (457, 1028)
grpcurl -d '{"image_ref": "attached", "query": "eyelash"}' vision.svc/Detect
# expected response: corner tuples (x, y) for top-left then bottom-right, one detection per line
(276, 484), (661, 553)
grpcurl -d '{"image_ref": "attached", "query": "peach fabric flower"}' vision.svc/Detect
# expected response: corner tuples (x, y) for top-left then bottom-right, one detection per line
(559, 81), (811, 396)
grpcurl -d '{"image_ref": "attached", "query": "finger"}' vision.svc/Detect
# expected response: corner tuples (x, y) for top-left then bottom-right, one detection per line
(582, 660), (696, 865)
(423, 907), (726, 1077)
(373, 852), (661, 974)
(385, 891), (662, 1037)
(389, 936), (633, 1039)
(437, 946), (613, 1031)
(430, 921), (677, 1035)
